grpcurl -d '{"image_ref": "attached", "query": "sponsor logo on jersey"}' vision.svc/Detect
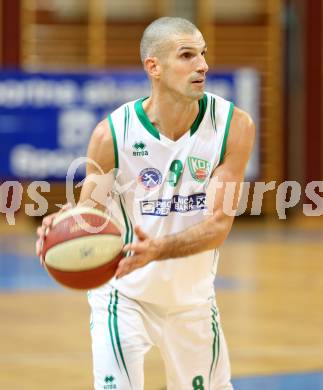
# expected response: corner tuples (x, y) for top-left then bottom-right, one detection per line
(138, 168), (162, 189)
(140, 193), (206, 216)
(188, 156), (211, 182)
(104, 375), (116, 389)
(132, 141), (148, 156)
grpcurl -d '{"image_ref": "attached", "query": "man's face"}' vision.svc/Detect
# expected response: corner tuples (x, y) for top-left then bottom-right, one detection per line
(158, 31), (209, 101)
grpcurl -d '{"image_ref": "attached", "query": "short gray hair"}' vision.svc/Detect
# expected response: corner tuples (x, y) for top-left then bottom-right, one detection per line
(140, 17), (199, 63)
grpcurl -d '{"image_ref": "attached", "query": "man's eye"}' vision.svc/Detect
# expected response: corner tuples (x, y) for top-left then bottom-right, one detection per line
(181, 52), (193, 59)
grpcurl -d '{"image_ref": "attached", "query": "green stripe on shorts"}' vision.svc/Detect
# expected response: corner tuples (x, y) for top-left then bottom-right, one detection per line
(108, 291), (121, 370)
(209, 305), (220, 385)
(113, 290), (131, 386)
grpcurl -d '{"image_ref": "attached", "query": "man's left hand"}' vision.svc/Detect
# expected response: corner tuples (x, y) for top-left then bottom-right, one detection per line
(115, 226), (160, 279)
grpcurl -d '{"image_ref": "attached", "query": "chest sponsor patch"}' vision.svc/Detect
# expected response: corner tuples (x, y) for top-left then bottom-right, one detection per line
(188, 156), (211, 182)
(140, 193), (206, 216)
(138, 168), (162, 189)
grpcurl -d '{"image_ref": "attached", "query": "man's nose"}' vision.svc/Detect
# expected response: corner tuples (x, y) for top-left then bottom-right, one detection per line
(197, 55), (209, 74)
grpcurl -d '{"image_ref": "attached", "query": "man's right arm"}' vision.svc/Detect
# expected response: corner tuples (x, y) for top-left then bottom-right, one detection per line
(78, 119), (116, 211)
(36, 118), (116, 259)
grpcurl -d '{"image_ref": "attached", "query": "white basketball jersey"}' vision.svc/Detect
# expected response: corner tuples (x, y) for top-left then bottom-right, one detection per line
(107, 92), (234, 306)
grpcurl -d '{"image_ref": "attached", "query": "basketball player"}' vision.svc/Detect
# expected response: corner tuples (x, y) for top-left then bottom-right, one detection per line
(36, 17), (255, 390)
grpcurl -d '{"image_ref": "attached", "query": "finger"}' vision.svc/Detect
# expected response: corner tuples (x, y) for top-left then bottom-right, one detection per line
(39, 225), (50, 238)
(37, 225), (50, 238)
(42, 214), (56, 228)
(41, 203), (71, 228)
(115, 258), (129, 279)
(56, 202), (73, 213)
(115, 267), (130, 279)
(115, 256), (141, 279)
(61, 202), (72, 212)
(134, 226), (148, 241)
(35, 238), (42, 256)
(123, 241), (148, 254)
(36, 226), (46, 239)
(122, 243), (139, 253)
(35, 238), (44, 265)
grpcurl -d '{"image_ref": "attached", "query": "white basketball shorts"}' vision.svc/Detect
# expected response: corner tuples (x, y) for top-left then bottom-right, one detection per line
(88, 285), (233, 390)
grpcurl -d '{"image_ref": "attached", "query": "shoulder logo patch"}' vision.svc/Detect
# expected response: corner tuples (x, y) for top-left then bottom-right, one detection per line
(188, 156), (211, 182)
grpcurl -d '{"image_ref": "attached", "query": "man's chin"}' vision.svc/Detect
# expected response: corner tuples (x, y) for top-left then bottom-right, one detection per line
(177, 88), (205, 102)
(188, 90), (205, 101)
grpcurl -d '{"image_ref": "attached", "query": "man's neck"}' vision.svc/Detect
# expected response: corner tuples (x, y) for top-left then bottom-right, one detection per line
(142, 93), (200, 141)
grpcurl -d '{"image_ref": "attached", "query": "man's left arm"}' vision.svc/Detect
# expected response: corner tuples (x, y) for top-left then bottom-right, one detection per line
(115, 107), (255, 278)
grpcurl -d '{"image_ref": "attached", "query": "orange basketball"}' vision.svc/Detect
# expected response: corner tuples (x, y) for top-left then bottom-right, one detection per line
(41, 207), (123, 290)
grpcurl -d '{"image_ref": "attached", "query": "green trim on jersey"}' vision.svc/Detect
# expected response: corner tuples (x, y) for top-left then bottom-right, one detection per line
(123, 105), (130, 146)
(210, 96), (216, 132)
(120, 198), (129, 245)
(119, 196), (133, 257)
(219, 102), (234, 164)
(89, 312), (94, 331)
(108, 114), (119, 169)
(190, 94), (208, 136)
(134, 98), (160, 140)
(134, 94), (208, 140)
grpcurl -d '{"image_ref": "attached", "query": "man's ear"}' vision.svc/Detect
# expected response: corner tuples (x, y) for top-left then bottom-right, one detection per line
(144, 57), (161, 79)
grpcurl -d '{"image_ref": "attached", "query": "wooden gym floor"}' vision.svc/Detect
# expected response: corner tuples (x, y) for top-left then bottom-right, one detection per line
(1, 217), (323, 389)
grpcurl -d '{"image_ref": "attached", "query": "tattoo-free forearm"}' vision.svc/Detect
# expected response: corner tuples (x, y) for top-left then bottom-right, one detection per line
(153, 213), (233, 260)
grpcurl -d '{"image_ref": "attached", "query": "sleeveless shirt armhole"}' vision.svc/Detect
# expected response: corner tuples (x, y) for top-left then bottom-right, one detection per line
(107, 114), (119, 170)
(219, 102), (234, 164)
